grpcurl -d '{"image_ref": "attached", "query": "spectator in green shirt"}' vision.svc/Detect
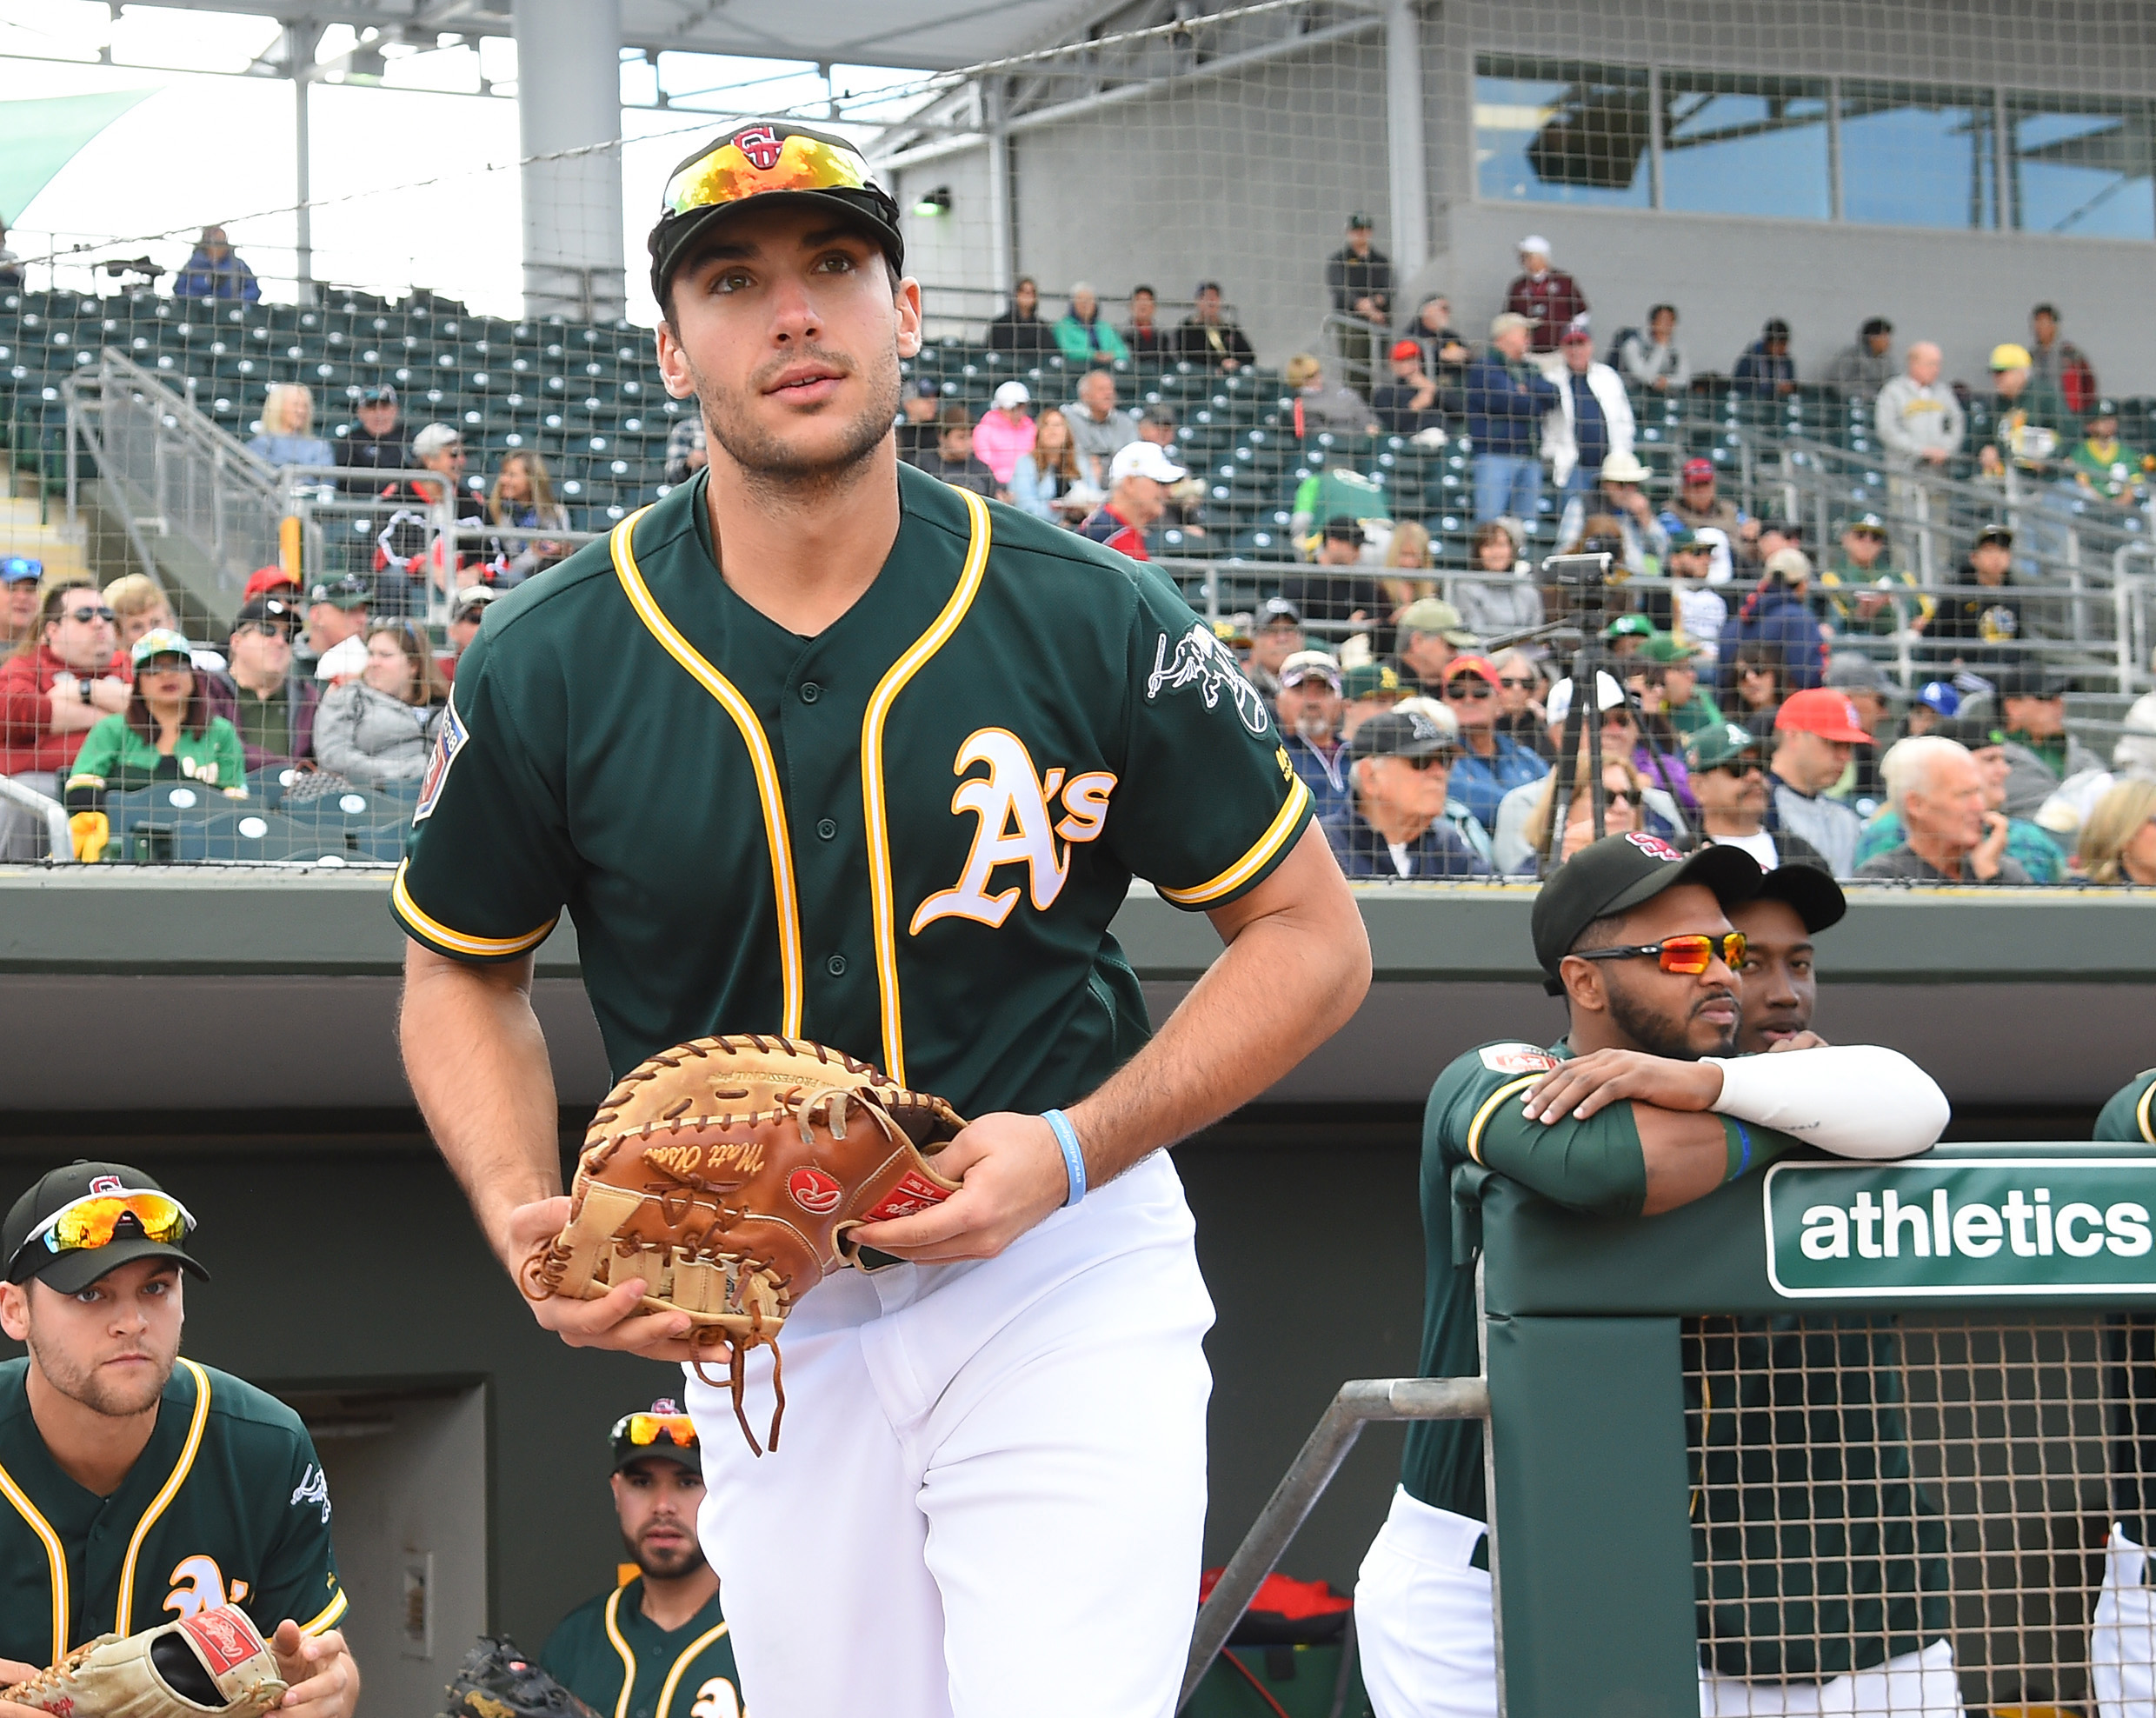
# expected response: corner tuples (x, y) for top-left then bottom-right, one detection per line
(1052, 283), (1129, 369)
(63, 629), (245, 812)
(2069, 398), (2154, 511)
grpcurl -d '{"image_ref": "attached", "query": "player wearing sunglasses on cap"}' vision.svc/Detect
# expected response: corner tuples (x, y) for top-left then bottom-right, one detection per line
(1354, 835), (1955, 1718)
(0, 1163), (356, 1717)
(395, 121), (1366, 1718)
(540, 1402), (741, 1718)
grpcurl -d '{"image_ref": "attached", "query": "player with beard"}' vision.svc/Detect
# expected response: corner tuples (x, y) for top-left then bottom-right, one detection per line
(1353, 835), (1956, 1717)
(0, 1162), (356, 1714)
(394, 122), (1365, 1718)
(540, 1402), (741, 1718)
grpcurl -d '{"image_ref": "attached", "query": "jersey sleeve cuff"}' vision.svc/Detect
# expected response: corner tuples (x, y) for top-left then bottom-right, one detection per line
(391, 860), (557, 962)
(1155, 778), (1314, 909)
(297, 1588), (349, 1635)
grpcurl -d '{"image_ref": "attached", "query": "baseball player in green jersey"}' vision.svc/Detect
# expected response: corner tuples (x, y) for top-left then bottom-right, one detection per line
(1350, 835), (1953, 1716)
(2092, 1068), (2156, 1716)
(542, 1402), (741, 1718)
(393, 122), (1368, 1718)
(0, 1162), (356, 1717)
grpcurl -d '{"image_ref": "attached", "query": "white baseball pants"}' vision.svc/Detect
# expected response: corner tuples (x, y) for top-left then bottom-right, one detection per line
(2094, 1523), (2156, 1718)
(1355, 1487), (1965, 1718)
(684, 1150), (1214, 1718)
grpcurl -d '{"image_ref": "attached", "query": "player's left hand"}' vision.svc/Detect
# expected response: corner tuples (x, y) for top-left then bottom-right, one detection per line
(1767, 1030), (1829, 1052)
(270, 1622), (358, 1718)
(850, 1111), (1068, 1263)
(0, 1658), (43, 1718)
(1521, 1049), (1724, 1123)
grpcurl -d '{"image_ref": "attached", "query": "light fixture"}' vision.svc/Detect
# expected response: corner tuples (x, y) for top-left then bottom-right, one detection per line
(913, 187), (953, 218)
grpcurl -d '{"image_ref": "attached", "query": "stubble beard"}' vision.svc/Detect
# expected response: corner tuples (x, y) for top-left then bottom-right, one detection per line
(686, 343), (902, 508)
(628, 1527), (705, 1582)
(29, 1327), (175, 1418)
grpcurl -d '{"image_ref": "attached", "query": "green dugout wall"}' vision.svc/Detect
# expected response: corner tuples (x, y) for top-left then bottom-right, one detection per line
(1476, 1141), (2156, 1715)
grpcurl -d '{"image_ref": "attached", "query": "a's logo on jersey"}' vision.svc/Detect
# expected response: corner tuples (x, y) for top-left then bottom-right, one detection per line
(414, 693), (469, 824)
(1480, 1044), (1560, 1075)
(734, 125), (784, 171)
(88, 1174), (123, 1195)
(787, 1167), (843, 1215)
(690, 1677), (742, 1718)
(291, 1462), (332, 1524)
(911, 729), (1116, 933)
(1624, 832), (1682, 862)
(1148, 623), (1269, 736)
(164, 1555), (238, 1620)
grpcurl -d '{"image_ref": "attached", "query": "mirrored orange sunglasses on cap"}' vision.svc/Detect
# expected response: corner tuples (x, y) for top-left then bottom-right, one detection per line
(1571, 931), (1747, 976)
(662, 127), (875, 221)
(613, 1409), (698, 1449)
(29, 1189), (195, 1258)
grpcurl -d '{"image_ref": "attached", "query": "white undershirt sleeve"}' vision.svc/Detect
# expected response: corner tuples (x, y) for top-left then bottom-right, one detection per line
(1700, 1044), (1950, 1161)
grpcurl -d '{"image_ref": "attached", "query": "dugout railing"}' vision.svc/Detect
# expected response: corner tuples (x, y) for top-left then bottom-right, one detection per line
(1191, 1141), (2156, 1715)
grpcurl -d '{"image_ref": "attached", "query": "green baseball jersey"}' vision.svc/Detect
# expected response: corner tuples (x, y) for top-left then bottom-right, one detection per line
(2098, 1071), (2156, 1144)
(2070, 436), (2153, 503)
(393, 463), (1309, 1107)
(541, 1581), (740, 1718)
(0, 1357), (344, 1668)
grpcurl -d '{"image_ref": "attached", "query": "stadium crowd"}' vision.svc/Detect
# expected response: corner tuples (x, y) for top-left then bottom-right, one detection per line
(0, 215), (2149, 882)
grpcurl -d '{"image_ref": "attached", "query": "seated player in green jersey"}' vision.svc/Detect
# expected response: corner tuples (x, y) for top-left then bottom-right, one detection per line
(0, 1163), (356, 1716)
(2091, 1067), (2156, 1718)
(542, 1402), (742, 1718)
(1351, 833), (1953, 1718)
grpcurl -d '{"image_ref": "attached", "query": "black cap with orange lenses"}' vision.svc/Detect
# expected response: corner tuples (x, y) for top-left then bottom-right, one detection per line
(649, 122), (904, 308)
(611, 1399), (702, 1475)
(3, 1160), (210, 1293)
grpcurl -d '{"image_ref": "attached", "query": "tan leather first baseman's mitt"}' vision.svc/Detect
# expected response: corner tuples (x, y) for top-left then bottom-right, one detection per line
(523, 1034), (967, 1455)
(3, 1605), (288, 1718)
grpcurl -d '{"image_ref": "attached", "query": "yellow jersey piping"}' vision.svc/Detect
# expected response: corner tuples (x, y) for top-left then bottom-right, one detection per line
(655, 1620), (732, 1718)
(602, 1586), (637, 1718)
(2139, 1076), (2156, 1147)
(116, 1358), (211, 1633)
(611, 507), (804, 1036)
(392, 860), (557, 960)
(1465, 1076), (1543, 1166)
(1157, 777), (1311, 906)
(862, 485), (992, 1084)
(0, 1449), (68, 1664)
(298, 1588), (349, 1635)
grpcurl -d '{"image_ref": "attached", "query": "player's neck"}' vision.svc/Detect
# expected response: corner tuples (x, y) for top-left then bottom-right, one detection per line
(26, 1360), (162, 1496)
(638, 1563), (720, 1633)
(703, 439), (903, 637)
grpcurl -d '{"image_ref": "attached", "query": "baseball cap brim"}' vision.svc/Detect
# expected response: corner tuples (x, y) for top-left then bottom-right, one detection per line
(1751, 862), (1847, 935)
(613, 1440), (702, 1476)
(32, 1235), (209, 1295)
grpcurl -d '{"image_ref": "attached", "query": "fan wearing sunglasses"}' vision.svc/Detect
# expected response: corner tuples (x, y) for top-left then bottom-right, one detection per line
(203, 594), (321, 772)
(1441, 655), (1549, 837)
(0, 1162), (358, 1716)
(0, 582), (134, 859)
(1686, 722), (1829, 875)
(1321, 705), (1494, 878)
(539, 1401), (742, 1718)
(1354, 835), (1952, 1718)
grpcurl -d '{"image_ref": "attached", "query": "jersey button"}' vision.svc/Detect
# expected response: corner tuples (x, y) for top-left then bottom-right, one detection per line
(800, 681), (822, 703)
(826, 954), (848, 976)
(815, 818), (837, 841)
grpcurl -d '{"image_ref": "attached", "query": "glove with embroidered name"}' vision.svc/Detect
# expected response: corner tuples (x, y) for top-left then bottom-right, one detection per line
(524, 1034), (966, 1455)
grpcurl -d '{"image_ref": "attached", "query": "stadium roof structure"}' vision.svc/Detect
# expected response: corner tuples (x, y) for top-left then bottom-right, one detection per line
(112, 0), (1096, 74)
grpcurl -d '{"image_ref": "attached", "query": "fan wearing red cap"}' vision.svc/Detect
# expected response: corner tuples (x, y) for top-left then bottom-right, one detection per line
(1666, 456), (1760, 582)
(1372, 339), (1442, 437)
(1354, 832), (1949, 1715)
(1763, 689), (1869, 876)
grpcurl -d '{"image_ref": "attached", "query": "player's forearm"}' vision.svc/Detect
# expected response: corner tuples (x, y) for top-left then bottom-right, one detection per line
(1068, 831), (1368, 1180)
(399, 942), (560, 1268)
(1701, 1044), (1948, 1159)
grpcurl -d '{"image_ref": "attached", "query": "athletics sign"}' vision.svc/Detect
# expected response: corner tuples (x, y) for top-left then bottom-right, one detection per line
(1765, 1157), (2156, 1297)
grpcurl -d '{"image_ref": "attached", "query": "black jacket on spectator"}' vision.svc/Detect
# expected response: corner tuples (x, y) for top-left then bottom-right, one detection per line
(987, 310), (1057, 357)
(1123, 324), (1173, 360)
(336, 430), (409, 493)
(1326, 246), (1393, 322)
(1926, 565), (2026, 669)
(1176, 316), (1255, 370)
(1733, 340), (1795, 398)
(1370, 382), (1444, 437)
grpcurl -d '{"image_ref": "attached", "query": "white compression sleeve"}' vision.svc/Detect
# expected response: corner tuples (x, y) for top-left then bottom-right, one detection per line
(1700, 1044), (1950, 1161)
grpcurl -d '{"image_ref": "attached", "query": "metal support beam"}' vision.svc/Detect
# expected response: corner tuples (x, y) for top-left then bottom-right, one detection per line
(511, 0), (627, 322)
(982, 80), (1014, 294)
(1384, 0), (1429, 277)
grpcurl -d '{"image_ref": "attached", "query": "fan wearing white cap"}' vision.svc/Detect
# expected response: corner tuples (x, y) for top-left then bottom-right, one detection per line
(1490, 673), (1686, 871)
(972, 381), (1036, 489)
(1502, 234), (1587, 356)
(1079, 441), (1187, 563)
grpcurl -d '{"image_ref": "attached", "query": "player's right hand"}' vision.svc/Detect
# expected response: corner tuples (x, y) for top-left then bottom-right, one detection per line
(1521, 1048), (1725, 1122)
(1, 1658), (44, 1718)
(503, 1196), (699, 1360)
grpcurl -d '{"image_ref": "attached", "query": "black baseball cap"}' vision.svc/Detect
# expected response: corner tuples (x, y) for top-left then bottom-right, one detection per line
(358, 384), (397, 404)
(1350, 707), (1457, 762)
(1974, 522), (2015, 548)
(1530, 834), (1764, 986)
(232, 594), (301, 636)
(1749, 861), (1846, 935)
(649, 122), (903, 309)
(611, 1398), (702, 1475)
(3, 1161), (210, 1293)
(1992, 663), (2066, 702)
(1322, 516), (1365, 543)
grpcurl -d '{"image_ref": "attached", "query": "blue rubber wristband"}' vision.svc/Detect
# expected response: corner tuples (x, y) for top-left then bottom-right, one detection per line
(1043, 1109), (1087, 1208)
